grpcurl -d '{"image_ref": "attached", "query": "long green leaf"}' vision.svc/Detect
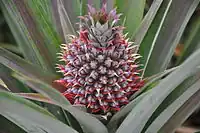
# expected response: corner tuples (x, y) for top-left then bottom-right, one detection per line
(141, 0), (200, 77)
(26, 0), (62, 59)
(0, 48), (57, 85)
(133, 0), (164, 47)
(0, 64), (30, 92)
(17, 93), (54, 104)
(0, 43), (21, 55)
(107, 91), (150, 133)
(177, 15), (200, 64)
(13, 73), (70, 105)
(13, 0), (59, 71)
(142, 74), (200, 132)
(57, 0), (76, 42)
(116, 48), (200, 133)
(139, 0), (171, 73)
(44, 103), (84, 133)
(145, 79), (200, 133)
(14, 74), (108, 133)
(0, 91), (78, 133)
(0, 48), (81, 127)
(160, 90), (200, 132)
(15, 92), (84, 133)
(16, 93), (87, 112)
(0, 0), (41, 66)
(0, 84), (8, 91)
(51, 0), (81, 40)
(115, 0), (145, 38)
(130, 66), (178, 100)
(1, 0), (59, 71)
(12, 72), (77, 127)
(0, 115), (26, 133)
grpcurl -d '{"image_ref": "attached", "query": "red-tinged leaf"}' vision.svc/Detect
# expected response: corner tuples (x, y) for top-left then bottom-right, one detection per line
(17, 93), (54, 104)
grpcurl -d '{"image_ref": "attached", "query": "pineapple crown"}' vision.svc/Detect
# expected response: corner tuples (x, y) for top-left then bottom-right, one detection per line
(87, 4), (121, 25)
(55, 4), (144, 114)
(78, 4), (124, 49)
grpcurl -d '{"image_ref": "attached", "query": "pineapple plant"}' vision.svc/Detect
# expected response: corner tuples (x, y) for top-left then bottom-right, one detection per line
(0, 0), (200, 133)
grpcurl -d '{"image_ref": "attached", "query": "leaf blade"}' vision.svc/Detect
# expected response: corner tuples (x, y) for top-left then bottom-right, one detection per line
(0, 48), (57, 85)
(14, 74), (108, 133)
(57, 0), (76, 42)
(115, 0), (146, 38)
(0, 0), (41, 66)
(177, 15), (200, 64)
(116, 48), (200, 133)
(146, 79), (200, 133)
(141, 0), (200, 77)
(107, 91), (150, 133)
(133, 0), (164, 46)
(0, 91), (78, 133)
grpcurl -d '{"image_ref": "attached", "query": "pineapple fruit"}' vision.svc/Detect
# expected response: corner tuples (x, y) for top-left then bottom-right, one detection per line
(55, 4), (144, 114)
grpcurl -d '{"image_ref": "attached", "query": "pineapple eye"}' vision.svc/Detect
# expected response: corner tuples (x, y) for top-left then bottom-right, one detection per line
(90, 61), (98, 69)
(97, 54), (105, 62)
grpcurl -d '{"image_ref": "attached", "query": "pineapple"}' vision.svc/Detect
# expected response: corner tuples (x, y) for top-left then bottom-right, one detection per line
(55, 4), (144, 114)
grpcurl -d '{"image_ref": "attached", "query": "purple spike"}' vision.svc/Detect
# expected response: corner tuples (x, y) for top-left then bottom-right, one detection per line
(101, 3), (107, 13)
(87, 4), (96, 15)
(109, 8), (117, 18)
